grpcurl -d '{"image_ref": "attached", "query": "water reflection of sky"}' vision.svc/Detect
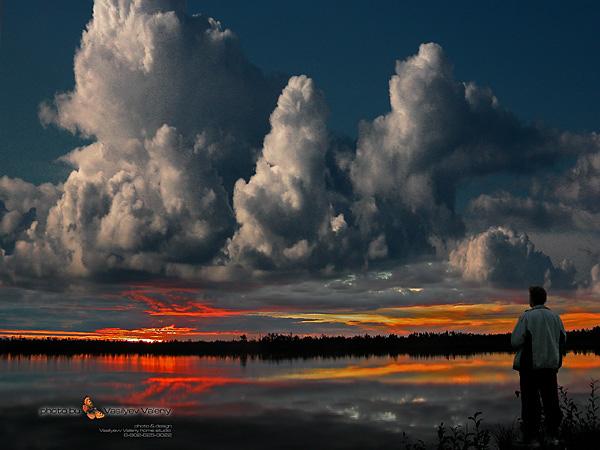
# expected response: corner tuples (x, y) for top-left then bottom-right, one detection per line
(1, 352), (599, 448)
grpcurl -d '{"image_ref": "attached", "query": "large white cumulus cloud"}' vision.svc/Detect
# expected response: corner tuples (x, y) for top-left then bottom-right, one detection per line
(2, 0), (270, 281)
(1, 2), (599, 290)
(228, 76), (329, 268)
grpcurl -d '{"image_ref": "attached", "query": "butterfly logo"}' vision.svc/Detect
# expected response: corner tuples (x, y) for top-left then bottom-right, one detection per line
(82, 396), (105, 419)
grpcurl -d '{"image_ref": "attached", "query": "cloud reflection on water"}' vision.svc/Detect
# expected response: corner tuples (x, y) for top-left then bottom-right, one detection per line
(1, 352), (599, 447)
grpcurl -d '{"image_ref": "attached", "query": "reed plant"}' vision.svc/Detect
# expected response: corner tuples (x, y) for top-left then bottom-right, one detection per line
(401, 380), (599, 450)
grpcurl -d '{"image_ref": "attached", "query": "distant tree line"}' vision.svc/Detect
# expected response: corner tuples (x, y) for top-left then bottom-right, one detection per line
(1, 327), (598, 359)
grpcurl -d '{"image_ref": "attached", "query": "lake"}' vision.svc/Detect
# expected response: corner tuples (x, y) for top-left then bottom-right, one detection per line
(1, 351), (599, 449)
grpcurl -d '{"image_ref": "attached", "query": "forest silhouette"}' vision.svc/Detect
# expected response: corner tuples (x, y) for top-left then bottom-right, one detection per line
(1, 328), (599, 360)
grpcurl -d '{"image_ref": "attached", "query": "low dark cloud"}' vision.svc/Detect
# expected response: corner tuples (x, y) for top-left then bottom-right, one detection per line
(467, 192), (600, 233)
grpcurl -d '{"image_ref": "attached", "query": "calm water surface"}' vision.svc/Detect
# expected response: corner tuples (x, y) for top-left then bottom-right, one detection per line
(1, 352), (599, 449)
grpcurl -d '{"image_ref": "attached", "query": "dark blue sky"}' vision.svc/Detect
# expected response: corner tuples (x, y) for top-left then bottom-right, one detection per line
(2, 0), (600, 185)
(1, 1), (600, 340)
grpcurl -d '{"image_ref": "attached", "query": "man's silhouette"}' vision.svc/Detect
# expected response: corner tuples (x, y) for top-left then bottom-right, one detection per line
(512, 286), (566, 447)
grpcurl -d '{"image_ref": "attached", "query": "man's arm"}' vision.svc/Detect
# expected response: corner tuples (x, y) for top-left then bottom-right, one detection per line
(511, 314), (527, 349)
(559, 316), (566, 367)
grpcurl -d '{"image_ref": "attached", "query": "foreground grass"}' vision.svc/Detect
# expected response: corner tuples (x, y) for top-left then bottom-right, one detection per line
(401, 380), (599, 450)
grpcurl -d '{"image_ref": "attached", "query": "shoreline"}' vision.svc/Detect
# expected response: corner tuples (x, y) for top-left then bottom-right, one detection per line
(1, 328), (598, 358)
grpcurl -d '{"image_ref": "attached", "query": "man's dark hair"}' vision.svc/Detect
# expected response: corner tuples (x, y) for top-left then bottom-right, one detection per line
(529, 286), (547, 305)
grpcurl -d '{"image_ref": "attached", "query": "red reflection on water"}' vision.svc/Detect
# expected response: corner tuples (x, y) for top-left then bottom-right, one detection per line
(121, 376), (246, 405)
(3, 352), (600, 419)
(94, 354), (185, 373)
(86, 355), (252, 414)
(92, 354), (244, 375)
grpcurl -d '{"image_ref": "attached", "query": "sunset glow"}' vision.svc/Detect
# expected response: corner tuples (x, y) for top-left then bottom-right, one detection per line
(0, 325), (239, 342)
(2, 291), (599, 341)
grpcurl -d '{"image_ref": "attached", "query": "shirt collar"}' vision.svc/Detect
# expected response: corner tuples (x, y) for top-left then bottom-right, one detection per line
(530, 305), (549, 310)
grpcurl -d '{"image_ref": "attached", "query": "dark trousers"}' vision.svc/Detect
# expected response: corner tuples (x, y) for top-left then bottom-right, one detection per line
(519, 369), (561, 440)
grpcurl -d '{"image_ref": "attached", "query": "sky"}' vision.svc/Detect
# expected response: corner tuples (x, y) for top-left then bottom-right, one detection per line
(1, 0), (600, 342)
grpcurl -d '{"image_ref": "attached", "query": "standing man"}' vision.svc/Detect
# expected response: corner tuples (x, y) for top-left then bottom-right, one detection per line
(512, 286), (566, 447)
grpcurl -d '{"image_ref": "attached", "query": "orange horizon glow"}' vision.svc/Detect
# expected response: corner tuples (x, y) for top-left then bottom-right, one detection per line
(2, 293), (599, 341)
(98, 280), (600, 337)
(0, 325), (242, 342)
(252, 301), (600, 335)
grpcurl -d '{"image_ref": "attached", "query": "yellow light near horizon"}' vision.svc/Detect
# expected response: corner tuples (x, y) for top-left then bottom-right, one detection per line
(2, 296), (599, 341)
(560, 312), (600, 329)
(264, 354), (514, 385)
(253, 301), (600, 335)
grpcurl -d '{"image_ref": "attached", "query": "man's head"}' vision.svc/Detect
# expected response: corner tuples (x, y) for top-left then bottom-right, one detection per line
(529, 286), (547, 306)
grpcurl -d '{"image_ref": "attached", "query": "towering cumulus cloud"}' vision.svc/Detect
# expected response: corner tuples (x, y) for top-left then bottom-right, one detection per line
(227, 76), (360, 272)
(228, 76), (331, 270)
(0, 1), (598, 290)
